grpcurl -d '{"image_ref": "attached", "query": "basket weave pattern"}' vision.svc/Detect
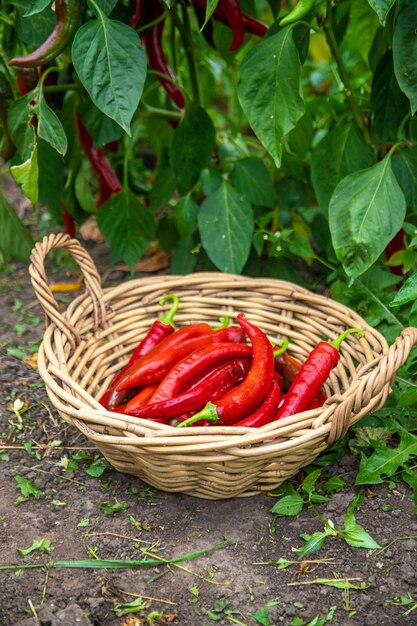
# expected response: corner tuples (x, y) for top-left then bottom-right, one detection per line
(29, 234), (417, 499)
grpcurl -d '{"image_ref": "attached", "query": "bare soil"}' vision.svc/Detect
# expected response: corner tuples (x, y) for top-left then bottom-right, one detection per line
(1, 238), (416, 626)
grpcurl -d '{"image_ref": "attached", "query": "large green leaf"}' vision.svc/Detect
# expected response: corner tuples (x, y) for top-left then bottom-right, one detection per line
(356, 429), (417, 485)
(198, 181), (254, 273)
(393, 0), (417, 114)
(390, 269), (417, 307)
(14, 2), (54, 47)
(37, 139), (66, 222)
(231, 157), (275, 208)
(367, 0), (396, 25)
(344, 0), (379, 64)
(169, 102), (216, 191)
(329, 154), (406, 283)
(392, 147), (417, 212)
(0, 192), (34, 262)
(72, 15), (146, 134)
(36, 93), (67, 156)
(8, 93), (37, 161)
(97, 189), (156, 271)
(371, 51), (409, 143)
(237, 25), (305, 168)
(79, 100), (123, 148)
(311, 122), (373, 213)
(11, 146), (39, 206)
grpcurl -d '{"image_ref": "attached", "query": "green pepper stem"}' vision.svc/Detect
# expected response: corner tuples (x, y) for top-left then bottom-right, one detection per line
(175, 402), (219, 428)
(213, 316), (230, 330)
(273, 339), (289, 358)
(158, 294), (179, 326)
(330, 328), (363, 351)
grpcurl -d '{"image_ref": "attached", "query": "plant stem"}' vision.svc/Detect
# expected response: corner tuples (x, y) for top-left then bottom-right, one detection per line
(43, 83), (83, 93)
(174, 3), (200, 104)
(322, 0), (371, 146)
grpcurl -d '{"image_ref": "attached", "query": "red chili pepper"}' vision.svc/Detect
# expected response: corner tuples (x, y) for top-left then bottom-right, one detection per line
(102, 295), (178, 409)
(143, 2), (185, 109)
(148, 342), (253, 404)
(130, 0), (144, 28)
(241, 13), (268, 37)
(178, 313), (274, 427)
(116, 324), (246, 390)
(276, 328), (363, 420)
(126, 356), (251, 418)
(16, 68), (38, 96)
(61, 201), (76, 239)
(8, 0), (81, 68)
(274, 350), (326, 407)
(76, 115), (122, 208)
(193, 0), (266, 48)
(233, 376), (281, 428)
(384, 229), (404, 278)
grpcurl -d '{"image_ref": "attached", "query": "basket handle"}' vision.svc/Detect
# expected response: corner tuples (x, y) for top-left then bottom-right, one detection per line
(29, 233), (107, 348)
(325, 326), (417, 444)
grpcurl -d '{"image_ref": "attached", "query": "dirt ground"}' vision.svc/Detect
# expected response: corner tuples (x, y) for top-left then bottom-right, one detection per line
(1, 236), (417, 626)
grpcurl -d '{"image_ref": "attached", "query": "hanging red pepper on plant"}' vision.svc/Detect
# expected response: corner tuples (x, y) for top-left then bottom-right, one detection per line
(8, 0), (81, 68)
(178, 313), (274, 427)
(142, 1), (185, 109)
(130, 0), (144, 28)
(76, 115), (122, 208)
(101, 295), (179, 410)
(276, 328), (363, 420)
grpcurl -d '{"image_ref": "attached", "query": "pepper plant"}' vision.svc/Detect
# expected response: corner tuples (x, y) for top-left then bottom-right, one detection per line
(0, 0), (417, 326)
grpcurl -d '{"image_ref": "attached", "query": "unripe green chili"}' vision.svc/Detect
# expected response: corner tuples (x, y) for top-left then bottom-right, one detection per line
(8, 0), (81, 68)
(280, 0), (317, 26)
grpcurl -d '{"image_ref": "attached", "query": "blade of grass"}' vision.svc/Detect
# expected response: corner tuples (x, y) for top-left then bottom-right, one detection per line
(0, 539), (234, 571)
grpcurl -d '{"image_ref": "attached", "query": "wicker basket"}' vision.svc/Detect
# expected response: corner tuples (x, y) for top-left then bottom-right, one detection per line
(29, 233), (417, 499)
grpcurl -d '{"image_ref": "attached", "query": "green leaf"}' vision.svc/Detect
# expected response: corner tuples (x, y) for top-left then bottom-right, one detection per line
(367, 0), (396, 25)
(15, 475), (44, 502)
(298, 531), (327, 560)
(37, 139), (66, 222)
(24, 0), (52, 17)
(8, 92), (37, 161)
(249, 607), (270, 626)
(355, 429), (417, 485)
(311, 122), (373, 213)
(99, 500), (128, 516)
(15, 2), (55, 47)
(0, 192), (34, 262)
(393, 0), (417, 114)
(79, 99), (123, 148)
(85, 455), (109, 478)
(72, 15), (146, 134)
(329, 154), (407, 283)
(17, 538), (54, 556)
(202, 0), (220, 29)
(36, 93), (68, 156)
(342, 509), (381, 549)
(114, 597), (148, 617)
(87, 0), (118, 15)
(392, 147), (417, 212)
(270, 493), (304, 517)
(344, 0), (379, 64)
(11, 146), (39, 206)
(390, 270), (417, 306)
(97, 189), (156, 271)
(237, 25), (305, 168)
(231, 157), (275, 208)
(198, 181), (254, 273)
(322, 476), (346, 493)
(174, 194), (199, 237)
(300, 469), (322, 496)
(169, 102), (216, 191)
(371, 51), (410, 142)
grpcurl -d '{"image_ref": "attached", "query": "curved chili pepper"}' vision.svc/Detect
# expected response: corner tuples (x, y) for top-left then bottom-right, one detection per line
(116, 325), (246, 390)
(102, 295), (178, 409)
(193, 0), (266, 48)
(276, 328), (363, 420)
(143, 2), (185, 109)
(130, 0), (144, 28)
(126, 356), (250, 418)
(241, 14), (268, 37)
(8, 0), (81, 68)
(233, 376), (281, 428)
(274, 351), (326, 407)
(113, 384), (157, 414)
(147, 342), (252, 405)
(280, 0), (317, 26)
(215, 0), (245, 51)
(76, 115), (122, 208)
(179, 313), (274, 427)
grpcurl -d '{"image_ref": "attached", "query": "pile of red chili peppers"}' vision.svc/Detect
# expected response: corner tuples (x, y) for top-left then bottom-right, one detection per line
(101, 298), (363, 429)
